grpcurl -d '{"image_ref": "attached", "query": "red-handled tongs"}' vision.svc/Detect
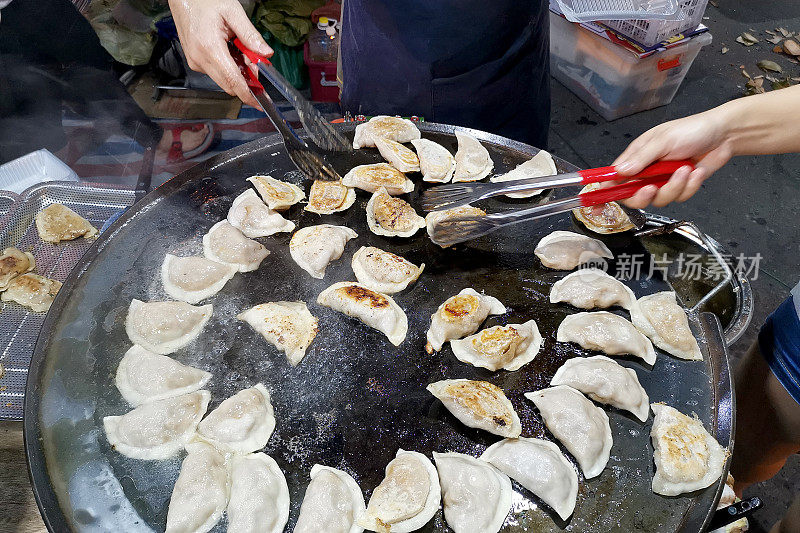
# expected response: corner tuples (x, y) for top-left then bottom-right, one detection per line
(427, 160), (694, 246)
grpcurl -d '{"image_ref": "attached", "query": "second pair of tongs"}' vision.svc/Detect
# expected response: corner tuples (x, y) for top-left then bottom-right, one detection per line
(229, 39), (350, 181)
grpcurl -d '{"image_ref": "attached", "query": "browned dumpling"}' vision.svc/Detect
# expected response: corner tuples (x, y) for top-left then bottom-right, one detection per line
(572, 183), (634, 234)
(0, 247), (35, 290)
(341, 163), (414, 195)
(35, 203), (97, 243)
(365, 187), (425, 238)
(305, 180), (357, 215)
(1, 273), (62, 312)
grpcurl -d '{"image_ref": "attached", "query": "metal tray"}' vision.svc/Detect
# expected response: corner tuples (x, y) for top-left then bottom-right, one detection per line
(0, 182), (135, 420)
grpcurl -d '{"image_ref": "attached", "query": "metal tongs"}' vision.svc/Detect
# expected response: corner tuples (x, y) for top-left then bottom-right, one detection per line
(423, 160), (693, 247)
(229, 38), (350, 180)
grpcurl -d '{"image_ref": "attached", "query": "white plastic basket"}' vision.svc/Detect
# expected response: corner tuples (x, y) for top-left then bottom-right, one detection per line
(603, 0), (709, 46)
(0, 149), (79, 194)
(556, 0), (681, 23)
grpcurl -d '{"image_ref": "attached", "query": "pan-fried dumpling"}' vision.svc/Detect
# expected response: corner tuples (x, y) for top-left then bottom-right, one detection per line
(125, 299), (212, 355)
(557, 311), (656, 365)
(305, 180), (357, 215)
(165, 441), (228, 533)
(450, 320), (542, 372)
(227, 453), (290, 533)
(489, 149), (557, 198)
(535, 231), (613, 270)
(103, 390), (210, 460)
(573, 183), (634, 234)
(202, 220), (269, 272)
(426, 288), (506, 353)
(227, 189), (295, 237)
(357, 449), (440, 533)
(433, 452), (512, 533)
(631, 291), (702, 361)
(375, 137), (420, 173)
(351, 246), (424, 294)
(481, 437), (579, 521)
(352, 115), (421, 149)
(0, 273), (61, 312)
(196, 383), (275, 453)
(237, 301), (319, 366)
(650, 403), (726, 496)
(161, 254), (237, 304)
(247, 175), (305, 210)
(427, 379), (521, 438)
(525, 385), (612, 479)
(317, 281), (408, 346)
(35, 203), (97, 243)
(411, 138), (455, 183)
(342, 163), (414, 195)
(550, 268), (636, 310)
(289, 224), (358, 279)
(453, 132), (493, 182)
(425, 205), (487, 248)
(294, 465), (366, 533)
(551, 355), (649, 422)
(115, 345), (211, 406)
(365, 187), (425, 238)
(0, 247), (35, 290)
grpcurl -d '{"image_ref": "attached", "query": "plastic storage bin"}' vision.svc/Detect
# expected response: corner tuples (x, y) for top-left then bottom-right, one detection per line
(550, 12), (711, 120)
(303, 41), (339, 102)
(602, 0), (709, 47)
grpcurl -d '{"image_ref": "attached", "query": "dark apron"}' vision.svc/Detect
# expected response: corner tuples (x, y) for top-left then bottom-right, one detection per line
(340, 0), (550, 148)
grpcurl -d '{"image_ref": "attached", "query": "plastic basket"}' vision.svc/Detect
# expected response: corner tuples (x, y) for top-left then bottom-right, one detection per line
(0, 149), (78, 194)
(556, 0), (680, 23)
(603, 0), (709, 46)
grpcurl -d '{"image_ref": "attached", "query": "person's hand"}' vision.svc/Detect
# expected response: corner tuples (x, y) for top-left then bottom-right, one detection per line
(613, 108), (734, 208)
(169, 0), (272, 108)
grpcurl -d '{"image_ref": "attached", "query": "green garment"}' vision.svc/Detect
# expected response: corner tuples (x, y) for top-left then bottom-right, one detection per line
(252, 0), (325, 47)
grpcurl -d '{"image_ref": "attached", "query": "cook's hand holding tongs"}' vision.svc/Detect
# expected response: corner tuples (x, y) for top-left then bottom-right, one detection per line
(425, 160), (693, 247)
(229, 38), (350, 181)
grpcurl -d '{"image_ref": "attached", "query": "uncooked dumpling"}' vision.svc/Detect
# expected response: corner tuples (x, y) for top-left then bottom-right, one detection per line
(425, 205), (487, 248)
(535, 231), (613, 270)
(631, 291), (703, 361)
(227, 453), (290, 533)
(650, 403), (727, 496)
(489, 149), (557, 198)
(426, 288), (506, 352)
(103, 390), (210, 460)
(375, 137), (420, 173)
(450, 320), (542, 372)
(573, 183), (634, 234)
(453, 132), (493, 182)
(365, 187), (425, 238)
(342, 163), (414, 195)
(35, 203), (97, 243)
(551, 355), (650, 422)
(427, 379), (521, 438)
(115, 345), (211, 406)
(227, 189), (295, 237)
(481, 437), (579, 521)
(352, 115), (421, 149)
(411, 138), (455, 183)
(317, 281), (408, 346)
(165, 441), (228, 533)
(125, 299), (212, 355)
(202, 220), (269, 272)
(433, 452), (512, 533)
(0, 273), (61, 312)
(237, 301), (318, 366)
(294, 465), (366, 533)
(247, 174), (305, 210)
(0, 247), (35, 290)
(557, 311), (656, 365)
(161, 254), (237, 304)
(525, 385), (612, 479)
(357, 449), (440, 533)
(305, 180), (357, 215)
(289, 224), (358, 279)
(196, 383), (275, 453)
(351, 246), (424, 294)
(550, 268), (636, 310)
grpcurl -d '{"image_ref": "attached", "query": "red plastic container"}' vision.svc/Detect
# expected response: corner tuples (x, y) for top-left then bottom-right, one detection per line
(303, 41), (339, 102)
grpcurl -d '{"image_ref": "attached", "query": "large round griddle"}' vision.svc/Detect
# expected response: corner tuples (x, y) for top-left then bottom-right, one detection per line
(25, 123), (736, 532)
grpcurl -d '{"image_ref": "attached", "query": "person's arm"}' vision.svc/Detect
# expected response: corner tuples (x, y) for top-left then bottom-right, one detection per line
(614, 85), (800, 208)
(168, 0), (272, 108)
